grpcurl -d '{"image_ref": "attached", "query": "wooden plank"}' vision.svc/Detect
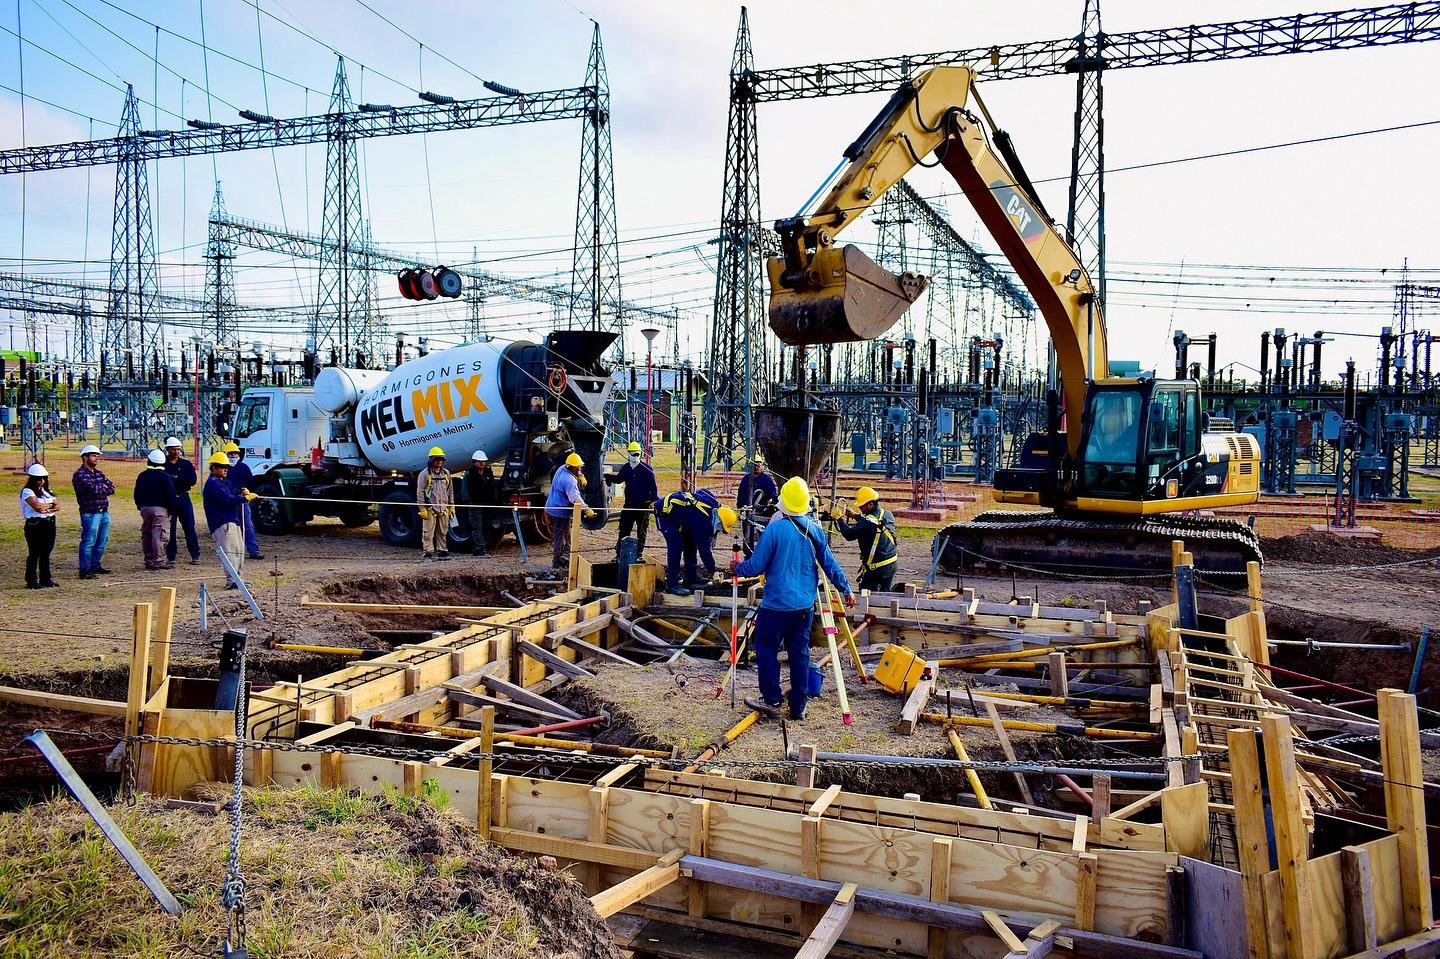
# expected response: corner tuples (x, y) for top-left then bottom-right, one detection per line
(1226, 728), (1271, 959)
(984, 910), (1028, 952)
(1091, 775), (1112, 826)
(491, 826), (662, 871)
(806, 784), (842, 819)
(1336, 927), (1440, 959)
(928, 838), (952, 959)
(590, 848), (684, 919)
(148, 586), (176, 698)
(516, 639), (596, 679)
(125, 603), (154, 739)
(0, 685), (127, 717)
(479, 674), (583, 720)
(1341, 845), (1380, 953)
(1378, 688), (1433, 934)
(897, 668), (937, 736)
(1179, 856), (1249, 959)
(801, 815), (822, 929)
(1010, 920), (1061, 959)
(1260, 714), (1317, 959)
(300, 597), (506, 615)
(559, 633), (632, 665)
(1160, 783), (1209, 860)
(796, 882), (858, 959)
(447, 687), (574, 725)
(587, 786), (610, 896)
(984, 701), (1032, 805)
(1049, 652), (1069, 699)
(1165, 866), (1187, 947)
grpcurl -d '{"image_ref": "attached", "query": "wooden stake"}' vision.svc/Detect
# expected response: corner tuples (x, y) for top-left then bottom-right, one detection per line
(1075, 852), (1098, 932)
(589, 848), (683, 919)
(477, 705), (495, 842)
(687, 798), (710, 919)
(1340, 845), (1379, 953)
(928, 837), (951, 959)
(587, 785), (610, 896)
(1378, 688), (1433, 933)
(1226, 727), (1271, 959)
(125, 603), (154, 739)
(1048, 652), (1068, 698)
(1090, 775), (1112, 826)
(1260, 714), (1317, 959)
(796, 744), (818, 790)
(797, 882), (858, 959)
(148, 587), (176, 699)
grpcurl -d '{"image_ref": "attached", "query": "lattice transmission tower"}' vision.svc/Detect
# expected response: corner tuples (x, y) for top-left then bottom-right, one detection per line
(104, 85), (159, 368)
(315, 57), (370, 366)
(204, 182), (237, 349)
(1066, 0), (1106, 311)
(569, 22), (622, 355)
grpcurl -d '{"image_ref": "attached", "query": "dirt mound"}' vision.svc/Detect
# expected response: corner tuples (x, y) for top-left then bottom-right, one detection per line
(1262, 531), (1440, 567)
(321, 570), (533, 607)
(0, 785), (620, 958)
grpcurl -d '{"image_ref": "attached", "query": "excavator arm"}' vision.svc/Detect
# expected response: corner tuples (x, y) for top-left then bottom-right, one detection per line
(767, 65), (1108, 460)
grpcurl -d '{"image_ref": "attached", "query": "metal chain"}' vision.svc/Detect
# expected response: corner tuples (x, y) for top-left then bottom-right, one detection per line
(220, 646), (249, 959)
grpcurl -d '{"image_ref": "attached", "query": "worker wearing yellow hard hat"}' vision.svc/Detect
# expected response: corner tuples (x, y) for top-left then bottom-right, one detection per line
(222, 441), (263, 561)
(734, 476), (854, 721)
(837, 485), (898, 592)
(546, 450), (596, 573)
(417, 446), (453, 562)
(654, 487), (738, 596)
(203, 449), (249, 587)
(605, 440), (658, 555)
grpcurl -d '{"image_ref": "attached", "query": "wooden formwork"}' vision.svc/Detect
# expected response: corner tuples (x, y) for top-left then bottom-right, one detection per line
(113, 554), (1434, 959)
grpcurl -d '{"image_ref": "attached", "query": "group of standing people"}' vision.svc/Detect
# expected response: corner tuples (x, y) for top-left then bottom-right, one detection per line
(18, 439), (265, 589)
(413, 446), (503, 562)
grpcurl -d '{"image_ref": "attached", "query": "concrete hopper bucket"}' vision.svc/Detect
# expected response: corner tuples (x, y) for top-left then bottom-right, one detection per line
(767, 244), (928, 346)
(755, 403), (841, 485)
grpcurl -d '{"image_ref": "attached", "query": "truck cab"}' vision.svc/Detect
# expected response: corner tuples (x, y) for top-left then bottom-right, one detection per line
(228, 387), (331, 477)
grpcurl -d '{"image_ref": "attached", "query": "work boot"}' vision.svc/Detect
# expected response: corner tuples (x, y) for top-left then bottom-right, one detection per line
(421, 553), (434, 563)
(743, 697), (782, 720)
(96, 566), (113, 574)
(665, 586), (690, 598)
(248, 552), (264, 560)
(78, 571), (95, 580)
(437, 552), (452, 562)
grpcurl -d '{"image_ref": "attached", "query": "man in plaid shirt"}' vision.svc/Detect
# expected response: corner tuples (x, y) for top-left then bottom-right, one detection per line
(71, 445), (116, 579)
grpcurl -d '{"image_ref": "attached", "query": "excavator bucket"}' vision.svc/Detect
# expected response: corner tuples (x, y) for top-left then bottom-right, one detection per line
(767, 244), (928, 346)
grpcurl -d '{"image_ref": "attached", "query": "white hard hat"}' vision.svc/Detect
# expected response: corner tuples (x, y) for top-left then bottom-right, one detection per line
(147, 449), (166, 465)
(80, 444), (101, 456)
(26, 463), (48, 478)
(164, 436), (183, 448)
(471, 449), (488, 461)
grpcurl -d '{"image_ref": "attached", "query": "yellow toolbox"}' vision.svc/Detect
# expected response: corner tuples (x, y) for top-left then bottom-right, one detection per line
(873, 643), (929, 694)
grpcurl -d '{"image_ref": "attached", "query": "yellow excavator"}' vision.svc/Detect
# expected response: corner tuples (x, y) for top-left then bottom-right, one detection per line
(767, 66), (1262, 576)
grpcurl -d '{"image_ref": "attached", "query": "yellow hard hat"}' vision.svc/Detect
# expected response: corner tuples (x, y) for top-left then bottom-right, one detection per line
(779, 477), (811, 516)
(627, 441), (642, 453)
(207, 452), (230, 467)
(717, 506), (739, 533)
(427, 446), (445, 458)
(855, 486), (880, 509)
(565, 452), (584, 468)
(221, 441), (241, 454)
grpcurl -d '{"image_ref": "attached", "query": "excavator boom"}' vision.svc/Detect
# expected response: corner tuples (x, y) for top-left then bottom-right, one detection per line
(767, 65), (1107, 460)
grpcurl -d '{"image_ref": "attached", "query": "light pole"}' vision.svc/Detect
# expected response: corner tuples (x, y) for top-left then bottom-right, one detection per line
(641, 327), (660, 459)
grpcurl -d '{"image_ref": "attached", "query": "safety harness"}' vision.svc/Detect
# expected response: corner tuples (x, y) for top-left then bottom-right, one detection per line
(661, 490), (712, 517)
(859, 508), (897, 574)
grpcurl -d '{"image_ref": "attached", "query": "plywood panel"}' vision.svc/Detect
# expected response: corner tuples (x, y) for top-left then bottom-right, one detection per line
(707, 801), (805, 875)
(606, 787), (691, 854)
(503, 777), (590, 839)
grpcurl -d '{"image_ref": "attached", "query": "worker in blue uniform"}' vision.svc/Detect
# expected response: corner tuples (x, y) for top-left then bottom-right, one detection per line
(734, 477), (853, 721)
(654, 488), (739, 597)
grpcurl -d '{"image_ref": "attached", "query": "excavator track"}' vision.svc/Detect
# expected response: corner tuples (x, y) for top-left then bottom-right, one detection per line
(935, 509), (1263, 581)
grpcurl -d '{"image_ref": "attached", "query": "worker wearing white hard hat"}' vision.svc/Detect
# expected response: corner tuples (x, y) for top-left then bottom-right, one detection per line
(461, 450), (498, 556)
(163, 437), (201, 565)
(72, 444), (116, 579)
(135, 450), (181, 570)
(21, 463), (60, 589)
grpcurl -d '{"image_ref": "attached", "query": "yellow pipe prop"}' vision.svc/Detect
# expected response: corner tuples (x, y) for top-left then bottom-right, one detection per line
(946, 729), (992, 810)
(271, 642), (368, 656)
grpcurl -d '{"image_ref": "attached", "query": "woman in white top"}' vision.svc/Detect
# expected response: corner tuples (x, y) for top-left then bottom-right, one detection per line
(21, 463), (60, 589)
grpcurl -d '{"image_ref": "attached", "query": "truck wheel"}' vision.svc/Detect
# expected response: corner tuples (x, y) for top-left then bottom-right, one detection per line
(378, 491), (421, 547)
(251, 478), (293, 535)
(339, 505), (374, 528)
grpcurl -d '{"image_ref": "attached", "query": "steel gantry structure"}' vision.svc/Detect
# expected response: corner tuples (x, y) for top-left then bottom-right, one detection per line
(704, 1), (1440, 468)
(0, 30), (621, 369)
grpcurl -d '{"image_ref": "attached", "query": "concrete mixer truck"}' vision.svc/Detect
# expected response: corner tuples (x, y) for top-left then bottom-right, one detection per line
(219, 330), (615, 550)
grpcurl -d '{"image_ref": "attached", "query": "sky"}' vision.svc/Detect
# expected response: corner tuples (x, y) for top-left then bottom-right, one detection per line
(2, 0), (1439, 385)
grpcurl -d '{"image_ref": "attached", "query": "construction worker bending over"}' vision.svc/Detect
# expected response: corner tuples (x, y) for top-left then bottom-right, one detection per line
(735, 477), (853, 721)
(546, 452), (595, 572)
(203, 452), (251, 589)
(417, 447), (455, 562)
(835, 486), (898, 593)
(605, 441), (658, 553)
(655, 489), (739, 597)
